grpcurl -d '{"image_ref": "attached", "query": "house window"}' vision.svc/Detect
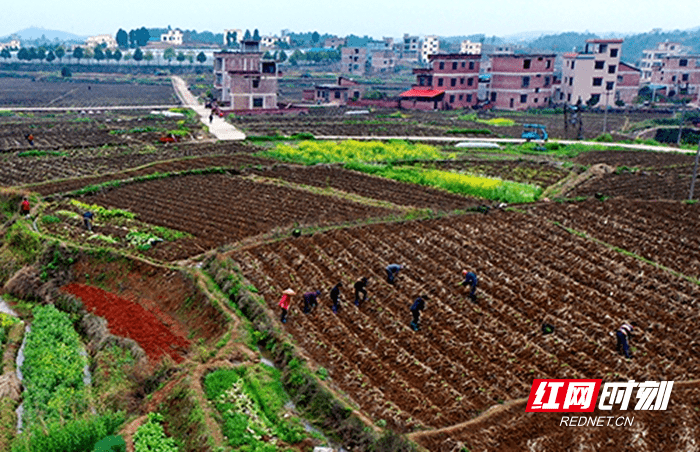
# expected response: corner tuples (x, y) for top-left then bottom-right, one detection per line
(467, 94), (472, 102)
(546, 60), (551, 69)
(449, 95), (455, 103)
(452, 62), (457, 70)
(461, 62), (465, 68)
(460, 77), (465, 84)
(544, 76), (550, 86)
(599, 44), (608, 54)
(682, 73), (689, 81)
(252, 78), (260, 88)
(534, 98), (538, 103)
(469, 61), (475, 70)
(522, 76), (530, 88)
(617, 75), (623, 82)
(680, 59), (688, 67)
(437, 78), (443, 87)
(335, 91), (341, 99)
(608, 65), (616, 74)
(567, 93), (571, 102)
(439, 62), (444, 70)
(672, 75), (677, 82)
(510, 98), (514, 108)
(610, 48), (618, 57)
(459, 94), (463, 100)
(467, 78), (473, 86)
(592, 77), (603, 86)
(606, 81), (614, 90)
(595, 61), (605, 70)
(569, 77), (573, 86)
(571, 61), (575, 69)
(253, 97), (263, 108)
(523, 59), (531, 69)
(520, 94), (527, 103)
(491, 92), (497, 102)
(451, 78), (456, 87)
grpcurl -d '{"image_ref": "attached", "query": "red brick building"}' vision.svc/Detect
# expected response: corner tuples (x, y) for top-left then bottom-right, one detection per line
(488, 54), (555, 110)
(341, 47), (368, 75)
(649, 55), (700, 100)
(616, 62), (641, 105)
(213, 40), (278, 111)
(399, 53), (480, 110)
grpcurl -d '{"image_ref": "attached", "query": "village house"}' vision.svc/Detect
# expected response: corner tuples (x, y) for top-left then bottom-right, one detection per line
(400, 53), (480, 110)
(341, 47), (368, 75)
(421, 36), (439, 63)
(561, 39), (627, 107)
(487, 54), (556, 110)
(616, 62), (642, 105)
(85, 35), (117, 49)
(400, 34), (420, 63)
(0, 39), (20, 51)
(323, 36), (346, 49)
(640, 41), (691, 82)
(161, 29), (183, 46)
(648, 55), (700, 100)
(213, 40), (278, 111)
(303, 76), (364, 105)
(460, 40), (482, 55)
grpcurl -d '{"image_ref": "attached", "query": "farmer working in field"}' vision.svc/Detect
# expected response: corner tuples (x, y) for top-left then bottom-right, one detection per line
(278, 289), (295, 323)
(20, 197), (30, 218)
(330, 282), (342, 314)
(83, 211), (94, 231)
(615, 322), (636, 359)
(385, 263), (404, 284)
(354, 277), (369, 306)
(302, 290), (321, 314)
(461, 270), (478, 302)
(25, 133), (34, 146)
(410, 295), (428, 331)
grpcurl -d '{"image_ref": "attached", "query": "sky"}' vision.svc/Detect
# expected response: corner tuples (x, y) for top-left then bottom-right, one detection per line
(1, 0), (699, 40)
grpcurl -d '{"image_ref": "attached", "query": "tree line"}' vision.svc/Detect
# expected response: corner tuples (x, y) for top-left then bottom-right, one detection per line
(3, 44), (207, 66)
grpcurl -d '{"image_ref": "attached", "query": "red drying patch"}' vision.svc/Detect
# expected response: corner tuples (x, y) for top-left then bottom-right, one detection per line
(62, 283), (190, 363)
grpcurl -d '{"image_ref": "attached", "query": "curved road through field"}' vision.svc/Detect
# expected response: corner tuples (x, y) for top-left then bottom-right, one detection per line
(170, 76), (246, 140)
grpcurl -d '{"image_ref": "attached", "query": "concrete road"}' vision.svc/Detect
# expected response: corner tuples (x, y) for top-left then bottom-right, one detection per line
(171, 76), (246, 141)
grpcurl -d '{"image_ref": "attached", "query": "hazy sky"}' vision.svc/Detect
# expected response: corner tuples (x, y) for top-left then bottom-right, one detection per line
(2, 0), (698, 39)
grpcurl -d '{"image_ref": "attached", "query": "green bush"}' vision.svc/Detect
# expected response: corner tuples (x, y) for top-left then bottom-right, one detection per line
(133, 413), (178, 452)
(445, 128), (491, 135)
(93, 435), (126, 452)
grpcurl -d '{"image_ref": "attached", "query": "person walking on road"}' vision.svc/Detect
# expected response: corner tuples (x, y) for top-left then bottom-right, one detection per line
(278, 288), (295, 323)
(354, 277), (369, 306)
(330, 282), (342, 313)
(20, 197), (30, 218)
(209, 113), (214, 124)
(615, 322), (636, 359)
(303, 290), (321, 314)
(386, 263), (404, 284)
(461, 270), (478, 302)
(410, 295), (427, 331)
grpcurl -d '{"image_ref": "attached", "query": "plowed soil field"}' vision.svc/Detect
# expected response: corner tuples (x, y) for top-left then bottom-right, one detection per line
(79, 173), (401, 252)
(228, 209), (700, 439)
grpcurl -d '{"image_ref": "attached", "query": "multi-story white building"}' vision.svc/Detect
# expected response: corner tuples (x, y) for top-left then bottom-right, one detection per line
(460, 40), (482, 55)
(421, 36), (439, 63)
(161, 29), (183, 46)
(0, 39), (20, 51)
(561, 39), (624, 107)
(640, 41), (691, 82)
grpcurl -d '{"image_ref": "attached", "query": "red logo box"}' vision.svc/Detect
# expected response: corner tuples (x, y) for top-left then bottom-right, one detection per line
(526, 379), (602, 412)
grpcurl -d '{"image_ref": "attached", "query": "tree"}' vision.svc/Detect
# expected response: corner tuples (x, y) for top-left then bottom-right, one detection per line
(176, 51), (185, 65)
(144, 50), (154, 64)
(116, 28), (128, 48)
(105, 48), (113, 60)
(185, 51), (194, 64)
(243, 29), (251, 41)
(61, 66), (71, 77)
(133, 47), (143, 64)
(226, 31), (237, 47)
(28, 47), (38, 61)
(83, 47), (94, 63)
(0, 48), (10, 60)
(263, 51), (272, 59)
(55, 46), (65, 61)
(253, 29), (260, 41)
(36, 47), (46, 61)
(312, 31), (320, 43)
(17, 48), (29, 61)
(128, 29), (137, 48)
(94, 47), (105, 62)
(278, 50), (287, 62)
(46, 50), (55, 63)
(113, 49), (122, 62)
(163, 47), (175, 65)
(72, 46), (83, 63)
(137, 27), (150, 47)
(196, 51), (206, 64)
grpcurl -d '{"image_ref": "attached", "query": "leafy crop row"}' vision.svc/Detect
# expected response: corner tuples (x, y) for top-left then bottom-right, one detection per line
(133, 413), (178, 452)
(21, 305), (89, 429)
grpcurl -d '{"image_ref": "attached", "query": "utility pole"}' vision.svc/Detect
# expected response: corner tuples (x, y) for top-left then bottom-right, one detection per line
(689, 140), (700, 201)
(677, 100), (686, 146)
(602, 90), (611, 135)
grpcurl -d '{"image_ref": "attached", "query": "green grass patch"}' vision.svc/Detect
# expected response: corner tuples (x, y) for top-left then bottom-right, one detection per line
(69, 200), (135, 220)
(133, 413), (177, 452)
(17, 150), (69, 158)
(168, 107), (197, 121)
(458, 113), (516, 127)
(346, 163), (541, 203)
(259, 140), (454, 165)
(0, 110), (14, 117)
(445, 128), (492, 135)
(41, 215), (61, 224)
(109, 126), (162, 135)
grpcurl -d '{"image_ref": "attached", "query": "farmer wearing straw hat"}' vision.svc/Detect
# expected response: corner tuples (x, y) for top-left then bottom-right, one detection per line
(279, 288), (295, 323)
